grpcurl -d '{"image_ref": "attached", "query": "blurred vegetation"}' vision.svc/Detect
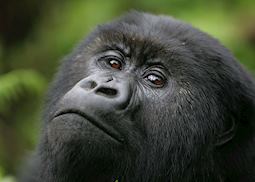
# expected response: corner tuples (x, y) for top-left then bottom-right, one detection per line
(0, 0), (254, 180)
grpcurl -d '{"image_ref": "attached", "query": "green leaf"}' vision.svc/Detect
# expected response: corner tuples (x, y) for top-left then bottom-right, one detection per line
(0, 69), (46, 113)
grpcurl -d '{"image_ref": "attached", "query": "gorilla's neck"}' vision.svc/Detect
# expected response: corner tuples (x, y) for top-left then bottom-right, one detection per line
(36, 145), (223, 182)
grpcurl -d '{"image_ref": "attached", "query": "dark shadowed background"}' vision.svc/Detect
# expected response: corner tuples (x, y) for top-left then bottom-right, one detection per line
(0, 0), (254, 181)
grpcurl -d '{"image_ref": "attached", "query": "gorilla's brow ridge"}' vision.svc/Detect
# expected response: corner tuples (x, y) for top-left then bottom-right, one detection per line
(95, 43), (131, 59)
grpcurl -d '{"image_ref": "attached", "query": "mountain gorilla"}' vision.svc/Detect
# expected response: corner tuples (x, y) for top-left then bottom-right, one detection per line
(21, 12), (255, 182)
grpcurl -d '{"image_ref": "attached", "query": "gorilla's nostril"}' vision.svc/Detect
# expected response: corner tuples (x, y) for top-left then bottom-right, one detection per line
(90, 81), (97, 89)
(80, 80), (97, 90)
(96, 87), (118, 97)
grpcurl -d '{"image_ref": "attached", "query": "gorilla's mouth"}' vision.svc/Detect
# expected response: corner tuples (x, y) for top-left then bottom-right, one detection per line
(54, 109), (124, 143)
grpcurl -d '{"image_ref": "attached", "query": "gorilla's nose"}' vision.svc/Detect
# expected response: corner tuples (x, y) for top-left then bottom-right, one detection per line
(60, 73), (132, 115)
(80, 76), (118, 98)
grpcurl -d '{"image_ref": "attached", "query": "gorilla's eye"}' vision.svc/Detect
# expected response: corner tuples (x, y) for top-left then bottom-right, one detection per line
(98, 51), (124, 70)
(109, 59), (122, 70)
(145, 74), (165, 87)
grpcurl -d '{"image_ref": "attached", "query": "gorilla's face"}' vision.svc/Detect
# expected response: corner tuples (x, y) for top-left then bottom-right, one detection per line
(47, 30), (180, 175)
(39, 12), (255, 182)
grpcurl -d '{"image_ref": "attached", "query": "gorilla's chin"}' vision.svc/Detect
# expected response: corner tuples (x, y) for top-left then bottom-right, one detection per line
(47, 113), (123, 145)
(44, 114), (126, 182)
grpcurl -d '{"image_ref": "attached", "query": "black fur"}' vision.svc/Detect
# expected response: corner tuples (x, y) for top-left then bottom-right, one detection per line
(21, 12), (255, 182)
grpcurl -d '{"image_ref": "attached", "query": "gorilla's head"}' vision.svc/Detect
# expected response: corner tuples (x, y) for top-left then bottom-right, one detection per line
(32, 12), (255, 182)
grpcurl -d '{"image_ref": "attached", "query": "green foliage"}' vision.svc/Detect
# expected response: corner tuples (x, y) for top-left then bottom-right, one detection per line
(0, 167), (16, 182)
(0, 167), (3, 179)
(0, 70), (46, 113)
(0, 176), (16, 182)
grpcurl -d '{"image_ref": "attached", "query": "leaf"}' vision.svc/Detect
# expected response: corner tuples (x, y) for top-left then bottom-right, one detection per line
(0, 70), (46, 113)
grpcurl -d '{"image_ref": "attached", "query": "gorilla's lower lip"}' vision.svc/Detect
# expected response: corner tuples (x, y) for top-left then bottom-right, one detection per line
(54, 109), (124, 143)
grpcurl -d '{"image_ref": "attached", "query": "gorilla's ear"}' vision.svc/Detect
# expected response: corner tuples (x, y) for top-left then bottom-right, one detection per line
(215, 118), (237, 146)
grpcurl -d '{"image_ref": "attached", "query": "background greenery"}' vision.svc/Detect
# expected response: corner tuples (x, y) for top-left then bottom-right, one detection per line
(0, 0), (254, 180)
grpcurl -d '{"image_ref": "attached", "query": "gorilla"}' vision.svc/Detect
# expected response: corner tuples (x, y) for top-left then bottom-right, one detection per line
(21, 12), (255, 182)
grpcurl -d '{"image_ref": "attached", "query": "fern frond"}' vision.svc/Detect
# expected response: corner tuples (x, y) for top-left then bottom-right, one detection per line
(0, 70), (46, 113)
